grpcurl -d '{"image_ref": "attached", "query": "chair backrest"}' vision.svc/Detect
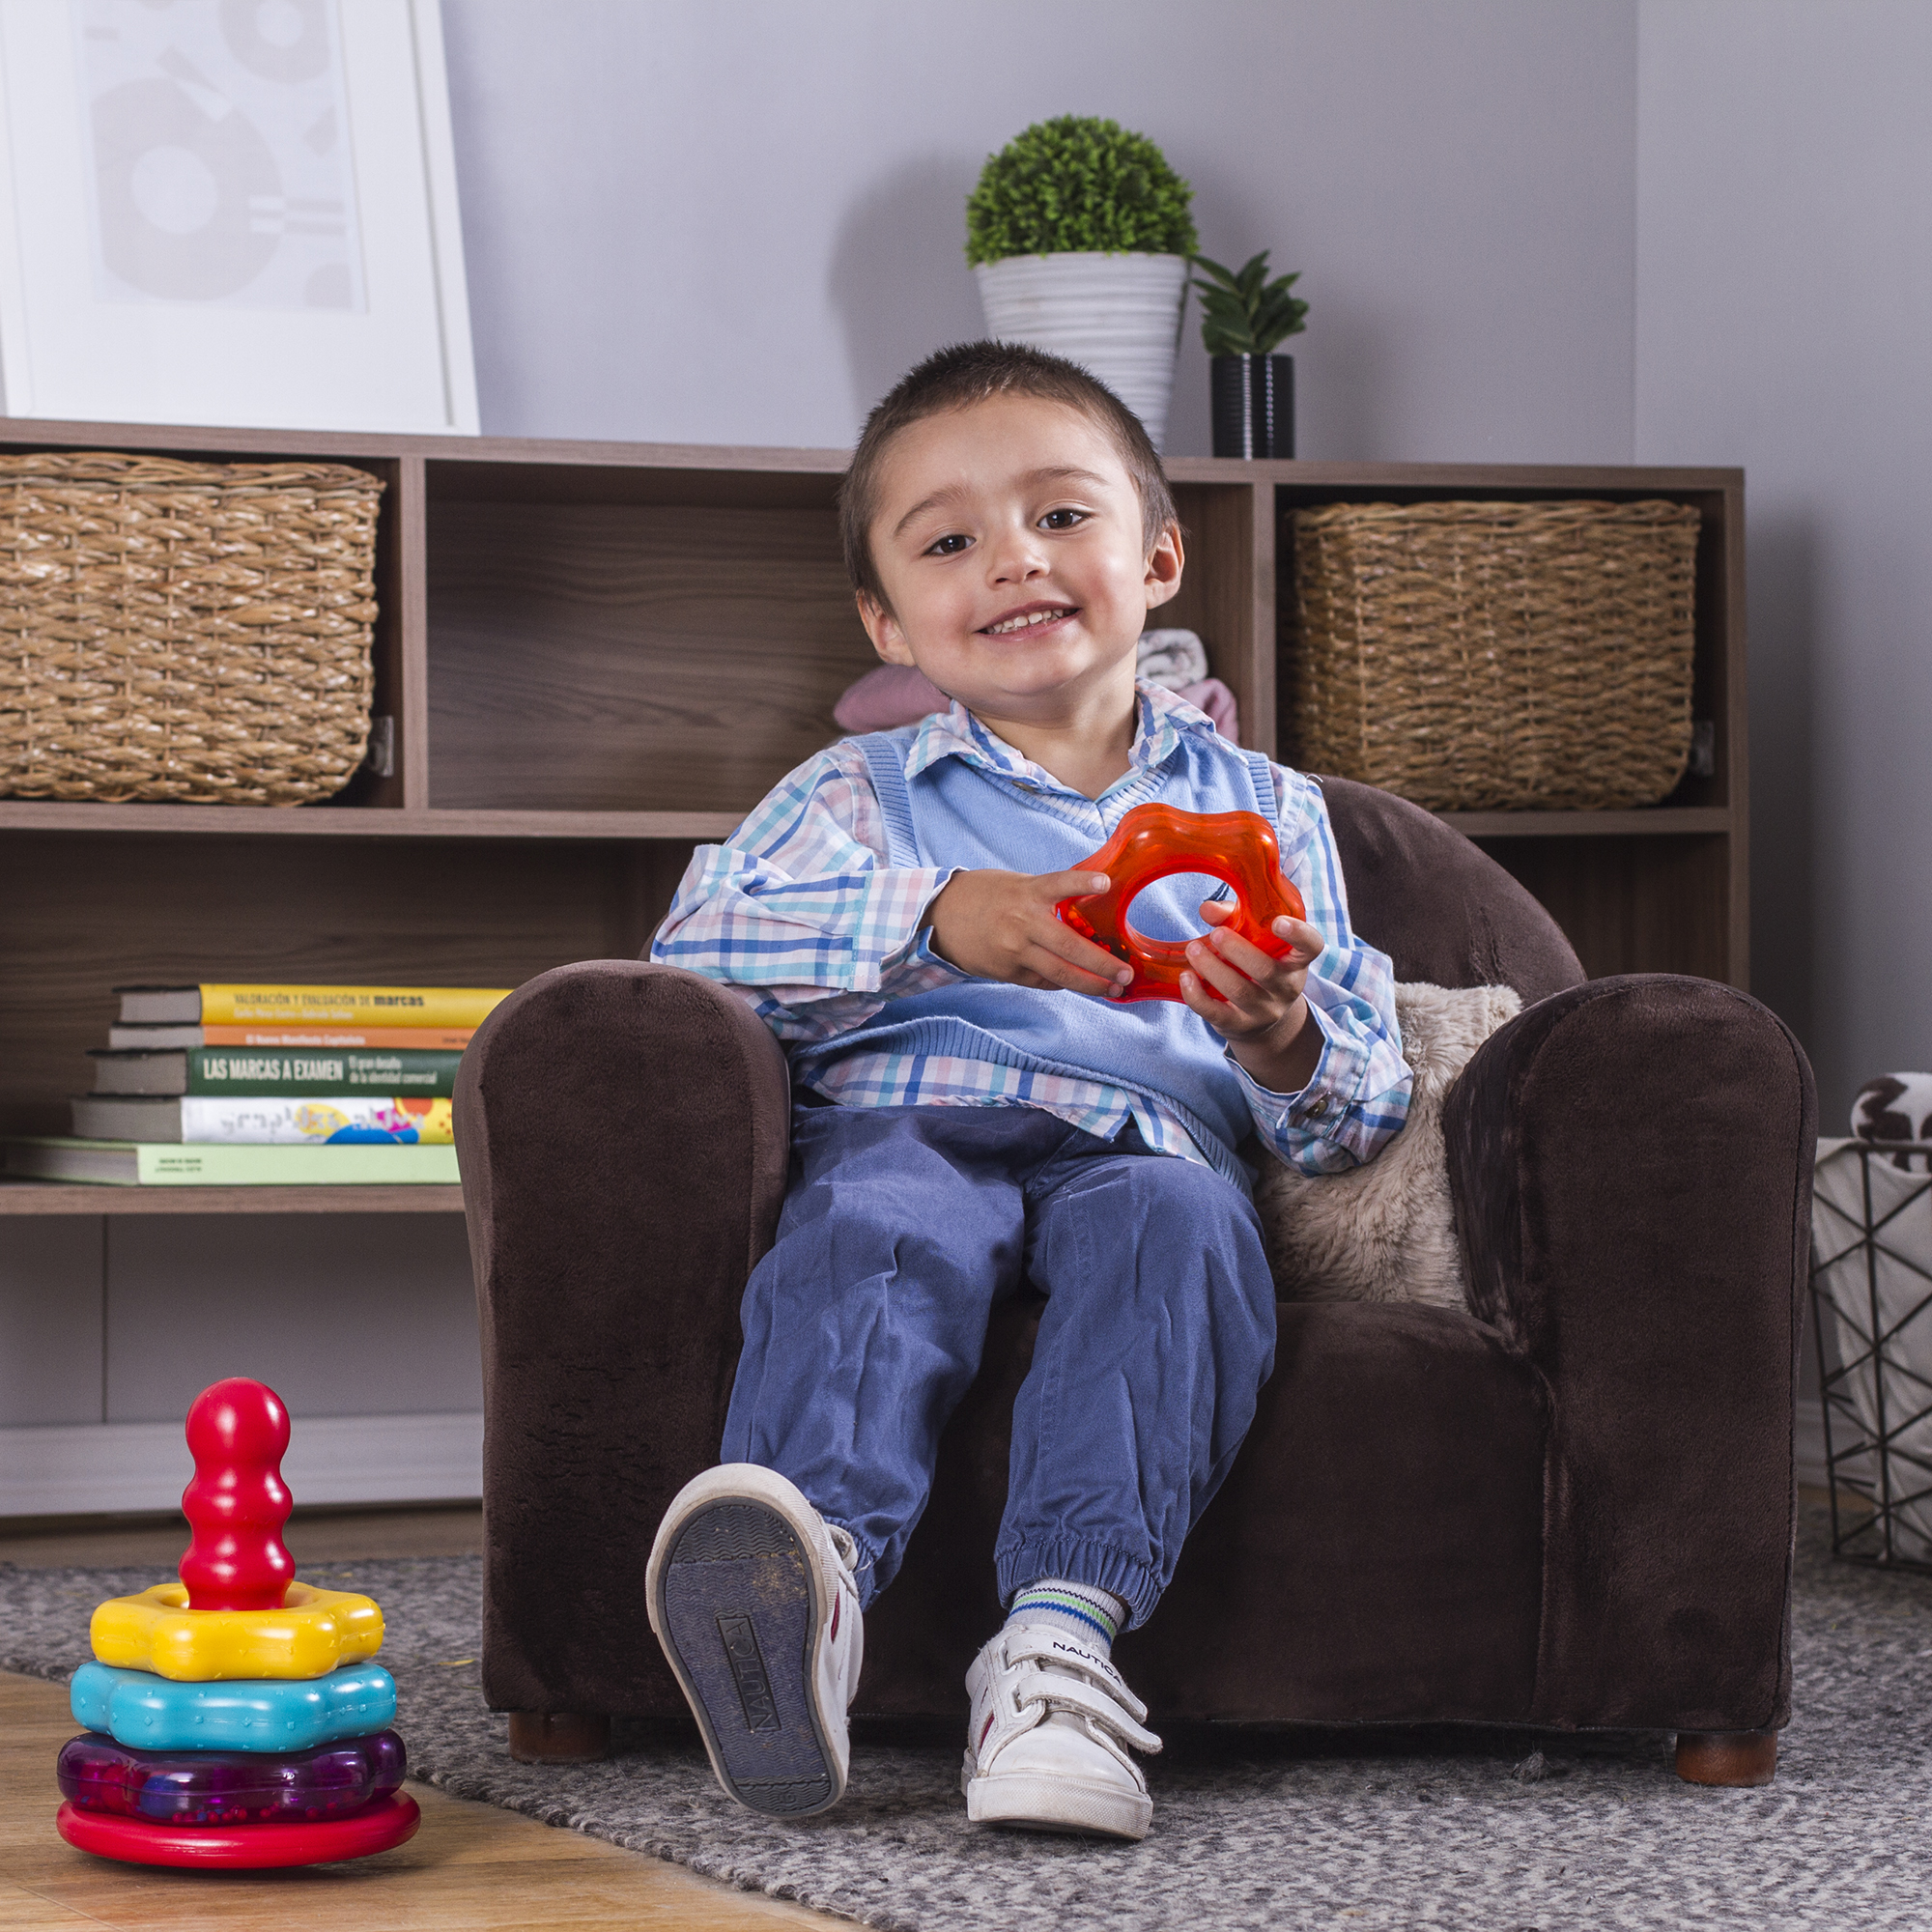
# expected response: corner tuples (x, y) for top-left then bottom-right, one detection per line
(1321, 777), (1585, 1004)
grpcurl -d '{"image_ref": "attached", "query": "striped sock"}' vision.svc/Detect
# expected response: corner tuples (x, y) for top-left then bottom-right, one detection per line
(1006, 1579), (1129, 1656)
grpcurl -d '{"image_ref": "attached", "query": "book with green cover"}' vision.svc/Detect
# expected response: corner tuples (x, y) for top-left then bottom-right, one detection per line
(90, 1046), (463, 1098)
(3, 1137), (462, 1187)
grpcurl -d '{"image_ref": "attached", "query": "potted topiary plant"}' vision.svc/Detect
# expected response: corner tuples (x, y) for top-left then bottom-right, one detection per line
(966, 117), (1198, 451)
(1191, 250), (1308, 458)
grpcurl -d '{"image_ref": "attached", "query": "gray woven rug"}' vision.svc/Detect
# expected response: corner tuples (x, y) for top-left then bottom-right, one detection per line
(7, 1508), (1932, 1931)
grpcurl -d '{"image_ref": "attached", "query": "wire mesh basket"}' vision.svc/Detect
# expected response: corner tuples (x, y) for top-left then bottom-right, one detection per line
(1809, 1137), (1932, 1572)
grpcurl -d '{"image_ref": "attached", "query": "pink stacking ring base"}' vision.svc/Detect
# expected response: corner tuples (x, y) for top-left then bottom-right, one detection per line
(56, 1791), (420, 1868)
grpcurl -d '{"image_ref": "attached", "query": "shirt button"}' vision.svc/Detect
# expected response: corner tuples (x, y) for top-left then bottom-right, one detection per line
(1305, 1095), (1329, 1119)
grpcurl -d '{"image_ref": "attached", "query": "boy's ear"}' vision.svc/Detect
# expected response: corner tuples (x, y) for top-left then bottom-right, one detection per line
(1144, 520), (1185, 611)
(857, 591), (917, 667)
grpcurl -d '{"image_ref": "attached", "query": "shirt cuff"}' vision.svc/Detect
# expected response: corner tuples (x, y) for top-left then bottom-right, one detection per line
(874, 869), (970, 992)
(1230, 998), (1365, 1138)
(905, 924), (973, 977)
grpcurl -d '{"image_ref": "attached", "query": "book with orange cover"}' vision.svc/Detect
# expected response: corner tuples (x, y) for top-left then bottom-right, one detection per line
(107, 1023), (477, 1051)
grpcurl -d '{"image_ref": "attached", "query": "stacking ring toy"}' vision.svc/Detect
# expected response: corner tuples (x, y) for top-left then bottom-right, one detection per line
(91, 1580), (384, 1682)
(59, 1729), (406, 1826)
(1055, 803), (1308, 1004)
(52, 1380), (415, 1874)
(71, 1661), (397, 1752)
(56, 1791), (420, 1869)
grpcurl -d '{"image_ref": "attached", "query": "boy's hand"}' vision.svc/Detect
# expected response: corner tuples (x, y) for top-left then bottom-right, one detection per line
(1180, 900), (1327, 1094)
(923, 870), (1134, 996)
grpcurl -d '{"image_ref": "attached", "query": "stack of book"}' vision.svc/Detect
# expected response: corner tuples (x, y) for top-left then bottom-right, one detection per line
(3, 982), (510, 1187)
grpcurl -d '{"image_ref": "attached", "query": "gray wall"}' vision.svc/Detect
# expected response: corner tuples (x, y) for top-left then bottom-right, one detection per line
(441, 0), (1638, 462)
(1634, 0), (1932, 1124)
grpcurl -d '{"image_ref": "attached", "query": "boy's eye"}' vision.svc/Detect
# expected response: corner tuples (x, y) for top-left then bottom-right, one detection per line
(924, 533), (972, 556)
(1039, 508), (1088, 531)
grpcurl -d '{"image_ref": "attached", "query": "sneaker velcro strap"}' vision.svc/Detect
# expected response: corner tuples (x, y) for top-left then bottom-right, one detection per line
(1012, 1667), (1163, 1756)
(998, 1630), (1149, 1720)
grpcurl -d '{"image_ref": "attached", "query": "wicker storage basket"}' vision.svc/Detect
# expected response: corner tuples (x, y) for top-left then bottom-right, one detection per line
(1289, 498), (1700, 811)
(0, 451), (384, 805)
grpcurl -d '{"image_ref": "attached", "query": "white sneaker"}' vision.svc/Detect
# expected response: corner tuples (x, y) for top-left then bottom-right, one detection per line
(961, 1627), (1162, 1840)
(645, 1463), (864, 1818)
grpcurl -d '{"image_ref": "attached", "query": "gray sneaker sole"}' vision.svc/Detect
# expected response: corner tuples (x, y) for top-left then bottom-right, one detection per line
(653, 1496), (838, 1817)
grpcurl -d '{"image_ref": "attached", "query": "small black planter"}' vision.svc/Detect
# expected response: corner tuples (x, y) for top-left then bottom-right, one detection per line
(1210, 354), (1294, 459)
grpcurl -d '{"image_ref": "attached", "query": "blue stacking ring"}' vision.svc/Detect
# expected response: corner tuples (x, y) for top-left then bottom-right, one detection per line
(69, 1660), (398, 1752)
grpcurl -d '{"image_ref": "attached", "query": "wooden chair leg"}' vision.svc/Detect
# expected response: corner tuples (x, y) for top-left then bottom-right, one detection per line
(508, 1712), (611, 1764)
(1674, 1729), (1778, 1787)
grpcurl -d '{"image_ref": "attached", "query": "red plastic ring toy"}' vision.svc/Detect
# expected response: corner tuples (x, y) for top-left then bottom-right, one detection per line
(55, 1791), (420, 1868)
(1055, 803), (1307, 1005)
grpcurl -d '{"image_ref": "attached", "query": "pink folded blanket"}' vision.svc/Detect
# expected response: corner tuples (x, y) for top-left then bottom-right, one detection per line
(1176, 676), (1237, 740)
(832, 659), (1239, 742)
(833, 664), (949, 731)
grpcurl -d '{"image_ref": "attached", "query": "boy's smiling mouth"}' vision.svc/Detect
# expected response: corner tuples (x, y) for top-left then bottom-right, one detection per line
(980, 602), (1077, 637)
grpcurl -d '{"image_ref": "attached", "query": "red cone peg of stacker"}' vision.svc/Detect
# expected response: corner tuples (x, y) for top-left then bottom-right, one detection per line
(178, 1378), (296, 1612)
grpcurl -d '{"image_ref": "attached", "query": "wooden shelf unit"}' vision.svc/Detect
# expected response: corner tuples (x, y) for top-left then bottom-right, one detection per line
(0, 1179), (466, 1215)
(0, 421), (1746, 1216)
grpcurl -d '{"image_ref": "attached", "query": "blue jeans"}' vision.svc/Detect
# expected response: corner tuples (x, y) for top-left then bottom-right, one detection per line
(721, 1104), (1277, 1629)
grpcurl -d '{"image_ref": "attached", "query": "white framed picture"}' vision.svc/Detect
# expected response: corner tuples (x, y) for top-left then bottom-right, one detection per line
(0, 0), (478, 433)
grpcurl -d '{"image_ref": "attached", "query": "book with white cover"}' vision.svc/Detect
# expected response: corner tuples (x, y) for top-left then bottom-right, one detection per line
(71, 1094), (453, 1145)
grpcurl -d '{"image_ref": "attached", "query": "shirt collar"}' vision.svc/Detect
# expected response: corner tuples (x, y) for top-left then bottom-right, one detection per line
(901, 678), (1220, 792)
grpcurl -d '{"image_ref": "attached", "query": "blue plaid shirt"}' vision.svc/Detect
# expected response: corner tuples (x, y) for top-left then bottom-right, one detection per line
(653, 683), (1410, 1177)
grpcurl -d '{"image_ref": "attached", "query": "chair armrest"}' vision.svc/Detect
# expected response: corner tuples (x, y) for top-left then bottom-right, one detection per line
(1443, 975), (1816, 1732)
(453, 960), (790, 1719)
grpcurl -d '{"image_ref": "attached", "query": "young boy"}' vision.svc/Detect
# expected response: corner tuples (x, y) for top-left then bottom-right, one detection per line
(643, 342), (1409, 1841)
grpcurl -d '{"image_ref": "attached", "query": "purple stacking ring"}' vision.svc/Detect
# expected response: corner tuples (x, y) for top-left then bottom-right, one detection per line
(57, 1729), (406, 1826)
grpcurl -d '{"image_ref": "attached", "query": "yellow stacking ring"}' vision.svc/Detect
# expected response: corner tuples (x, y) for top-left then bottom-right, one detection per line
(91, 1581), (384, 1682)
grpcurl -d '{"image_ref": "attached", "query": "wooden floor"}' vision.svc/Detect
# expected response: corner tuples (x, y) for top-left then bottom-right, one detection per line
(0, 1504), (493, 1570)
(0, 1509), (838, 1930)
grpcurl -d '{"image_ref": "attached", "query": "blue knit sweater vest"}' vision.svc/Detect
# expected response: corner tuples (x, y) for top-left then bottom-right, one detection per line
(787, 724), (1279, 1193)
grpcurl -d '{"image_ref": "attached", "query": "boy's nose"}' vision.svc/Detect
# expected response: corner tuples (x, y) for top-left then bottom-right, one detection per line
(987, 528), (1048, 582)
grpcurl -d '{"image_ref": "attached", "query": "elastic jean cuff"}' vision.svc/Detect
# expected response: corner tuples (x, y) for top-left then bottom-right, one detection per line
(996, 1536), (1163, 1631)
(823, 1520), (885, 1610)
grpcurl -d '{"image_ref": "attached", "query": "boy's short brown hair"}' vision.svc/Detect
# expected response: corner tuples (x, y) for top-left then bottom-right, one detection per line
(838, 341), (1179, 611)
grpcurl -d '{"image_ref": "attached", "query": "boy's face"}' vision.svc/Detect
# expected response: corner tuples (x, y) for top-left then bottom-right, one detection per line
(857, 394), (1181, 723)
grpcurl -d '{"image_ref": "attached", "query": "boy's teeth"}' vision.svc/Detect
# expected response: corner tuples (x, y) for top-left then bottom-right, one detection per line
(986, 609), (1066, 635)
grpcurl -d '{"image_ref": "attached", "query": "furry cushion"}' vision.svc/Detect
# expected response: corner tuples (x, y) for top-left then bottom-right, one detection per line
(1255, 981), (1522, 1310)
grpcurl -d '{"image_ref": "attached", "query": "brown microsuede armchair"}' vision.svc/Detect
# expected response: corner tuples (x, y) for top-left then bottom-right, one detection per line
(454, 778), (1816, 1788)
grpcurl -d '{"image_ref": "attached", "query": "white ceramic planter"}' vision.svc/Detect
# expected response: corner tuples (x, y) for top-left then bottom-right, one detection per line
(973, 251), (1189, 452)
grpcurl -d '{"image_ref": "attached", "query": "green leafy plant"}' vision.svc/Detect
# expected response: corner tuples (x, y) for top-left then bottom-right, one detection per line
(1190, 251), (1309, 356)
(966, 117), (1198, 267)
